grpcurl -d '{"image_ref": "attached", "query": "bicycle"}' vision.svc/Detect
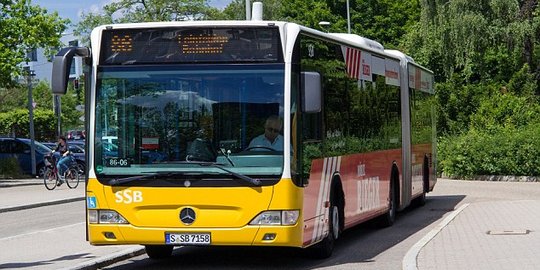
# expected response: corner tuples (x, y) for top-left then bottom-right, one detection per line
(43, 153), (80, 190)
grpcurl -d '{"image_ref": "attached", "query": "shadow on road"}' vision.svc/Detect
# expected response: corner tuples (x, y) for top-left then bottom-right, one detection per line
(103, 194), (465, 270)
(0, 253), (95, 269)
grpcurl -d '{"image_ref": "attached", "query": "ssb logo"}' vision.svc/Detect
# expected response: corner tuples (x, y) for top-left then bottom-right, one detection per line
(115, 190), (143, 204)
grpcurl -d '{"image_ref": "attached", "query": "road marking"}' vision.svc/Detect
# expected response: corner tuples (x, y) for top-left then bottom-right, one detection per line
(402, 203), (470, 270)
(0, 222), (85, 241)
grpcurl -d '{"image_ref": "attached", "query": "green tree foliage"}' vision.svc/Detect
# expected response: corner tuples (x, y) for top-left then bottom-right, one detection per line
(404, 0), (540, 83)
(218, 0), (283, 20)
(347, 0), (420, 49)
(470, 92), (540, 131)
(0, 109), (56, 140)
(0, 0), (68, 87)
(74, 0), (219, 45)
(0, 81), (82, 139)
(436, 80), (500, 135)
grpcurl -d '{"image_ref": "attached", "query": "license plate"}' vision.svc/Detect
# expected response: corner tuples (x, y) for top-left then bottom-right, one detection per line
(165, 233), (211, 245)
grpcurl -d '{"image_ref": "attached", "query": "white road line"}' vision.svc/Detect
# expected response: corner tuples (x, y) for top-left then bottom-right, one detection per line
(402, 203), (470, 270)
(0, 222), (85, 241)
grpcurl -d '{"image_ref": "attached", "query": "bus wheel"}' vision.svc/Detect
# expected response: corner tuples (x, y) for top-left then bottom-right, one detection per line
(145, 245), (173, 259)
(309, 185), (341, 259)
(413, 158), (429, 207)
(378, 174), (397, 227)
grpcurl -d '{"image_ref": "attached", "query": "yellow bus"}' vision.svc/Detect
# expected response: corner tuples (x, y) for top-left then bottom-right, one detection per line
(52, 13), (436, 259)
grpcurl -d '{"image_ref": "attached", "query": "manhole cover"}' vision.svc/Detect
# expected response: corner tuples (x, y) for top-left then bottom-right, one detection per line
(486, 230), (531, 235)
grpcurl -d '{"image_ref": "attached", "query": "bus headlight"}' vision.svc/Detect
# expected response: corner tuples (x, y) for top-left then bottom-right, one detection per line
(88, 210), (129, 224)
(250, 210), (299, 226)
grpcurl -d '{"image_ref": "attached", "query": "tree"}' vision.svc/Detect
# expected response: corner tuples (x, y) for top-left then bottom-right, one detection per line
(0, 0), (68, 87)
(74, 0), (219, 45)
(330, 0), (420, 49)
(219, 0), (283, 20)
(403, 0), (540, 83)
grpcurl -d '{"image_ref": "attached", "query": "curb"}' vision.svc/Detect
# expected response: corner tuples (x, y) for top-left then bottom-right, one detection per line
(0, 181), (42, 188)
(402, 203), (470, 270)
(0, 197), (85, 213)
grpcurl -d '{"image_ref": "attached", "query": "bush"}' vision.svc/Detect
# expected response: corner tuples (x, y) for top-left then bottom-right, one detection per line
(470, 92), (540, 132)
(439, 124), (540, 178)
(0, 109), (57, 141)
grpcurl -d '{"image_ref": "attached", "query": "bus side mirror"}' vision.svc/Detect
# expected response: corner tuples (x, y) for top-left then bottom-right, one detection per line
(301, 72), (321, 113)
(52, 47), (90, 95)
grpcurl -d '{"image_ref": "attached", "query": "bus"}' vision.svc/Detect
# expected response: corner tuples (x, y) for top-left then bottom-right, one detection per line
(52, 14), (436, 259)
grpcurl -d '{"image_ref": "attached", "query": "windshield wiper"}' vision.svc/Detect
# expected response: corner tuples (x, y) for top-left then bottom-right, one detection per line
(107, 163), (261, 187)
(202, 163), (261, 186)
(108, 173), (157, 186)
(176, 161), (261, 186)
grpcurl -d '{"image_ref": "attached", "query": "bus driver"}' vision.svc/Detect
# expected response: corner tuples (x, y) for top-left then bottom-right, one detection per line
(247, 115), (284, 151)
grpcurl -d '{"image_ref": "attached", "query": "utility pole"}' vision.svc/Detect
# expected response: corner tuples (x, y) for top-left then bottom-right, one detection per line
(25, 66), (37, 176)
(54, 95), (62, 138)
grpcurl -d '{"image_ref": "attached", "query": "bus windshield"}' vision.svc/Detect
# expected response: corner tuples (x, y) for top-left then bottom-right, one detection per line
(94, 64), (285, 179)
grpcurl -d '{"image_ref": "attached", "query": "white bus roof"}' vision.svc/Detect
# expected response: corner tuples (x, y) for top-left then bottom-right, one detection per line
(328, 33), (384, 52)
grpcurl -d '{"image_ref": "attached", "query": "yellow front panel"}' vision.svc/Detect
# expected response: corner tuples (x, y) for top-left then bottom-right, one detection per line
(87, 178), (305, 247)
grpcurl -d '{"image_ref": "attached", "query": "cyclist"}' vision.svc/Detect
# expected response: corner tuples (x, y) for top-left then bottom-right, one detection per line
(52, 136), (71, 186)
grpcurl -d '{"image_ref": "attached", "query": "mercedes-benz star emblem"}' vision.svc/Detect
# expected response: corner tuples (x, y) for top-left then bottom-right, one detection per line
(180, 208), (196, 225)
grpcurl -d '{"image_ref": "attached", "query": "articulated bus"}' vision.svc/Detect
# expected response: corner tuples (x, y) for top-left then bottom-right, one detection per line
(52, 16), (435, 259)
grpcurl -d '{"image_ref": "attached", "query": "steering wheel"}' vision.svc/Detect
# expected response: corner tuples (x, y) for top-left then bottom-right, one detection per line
(244, 146), (277, 152)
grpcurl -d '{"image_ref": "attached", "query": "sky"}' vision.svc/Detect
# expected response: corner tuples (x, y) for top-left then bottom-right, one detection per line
(32, 0), (234, 26)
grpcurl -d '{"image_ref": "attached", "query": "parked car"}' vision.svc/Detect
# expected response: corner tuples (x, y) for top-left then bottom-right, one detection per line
(66, 130), (85, 140)
(68, 144), (86, 174)
(0, 137), (52, 176)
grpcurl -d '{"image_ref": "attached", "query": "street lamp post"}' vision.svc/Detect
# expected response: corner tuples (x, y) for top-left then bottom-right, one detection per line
(245, 0), (251, 20)
(54, 95), (62, 138)
(347, 0), (351, 33)
(24, 66), (37, 176)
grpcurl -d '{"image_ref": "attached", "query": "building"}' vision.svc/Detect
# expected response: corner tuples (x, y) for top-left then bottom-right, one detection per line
(24, 33), (83, 83)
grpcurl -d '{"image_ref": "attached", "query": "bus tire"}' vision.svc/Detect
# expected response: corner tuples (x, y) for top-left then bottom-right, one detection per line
(419, 157), (430, 206)
(309, 180), (343, 259)
(378, 168), (398, 227)
(145, 245), (173, 259)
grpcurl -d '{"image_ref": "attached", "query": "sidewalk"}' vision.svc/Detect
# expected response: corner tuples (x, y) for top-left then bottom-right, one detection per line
(0, 178), (85, 213)
(412, 200), (540, 270)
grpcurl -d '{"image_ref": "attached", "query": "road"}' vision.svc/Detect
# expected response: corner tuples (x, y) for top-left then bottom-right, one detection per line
(2, 179), (540, 269)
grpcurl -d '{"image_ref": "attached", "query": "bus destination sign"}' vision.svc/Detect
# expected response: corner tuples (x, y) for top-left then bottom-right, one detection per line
(100, 27), (281, 64)
(180, 34), (229, 54)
